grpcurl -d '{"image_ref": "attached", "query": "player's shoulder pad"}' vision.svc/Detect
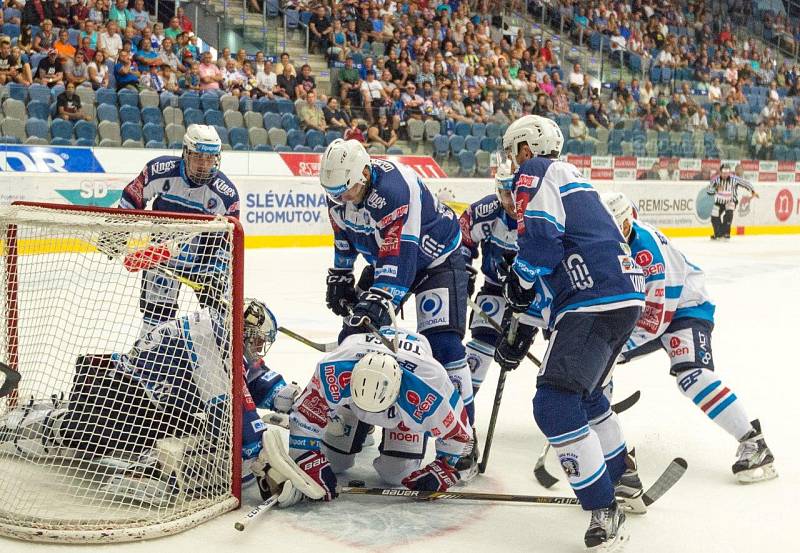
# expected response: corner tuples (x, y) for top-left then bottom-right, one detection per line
(631, 220), (668, 273)
(145, 155), (182, 178)
(365, 175), (413, 227)
(469, 194), (503, 223)
(544, 159), (588, 188)
(396, 368), (446, 424)
(316, 358), (355, 404)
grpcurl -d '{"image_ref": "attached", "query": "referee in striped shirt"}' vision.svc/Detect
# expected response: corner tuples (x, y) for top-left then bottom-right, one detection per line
(706, 164), (759, 240)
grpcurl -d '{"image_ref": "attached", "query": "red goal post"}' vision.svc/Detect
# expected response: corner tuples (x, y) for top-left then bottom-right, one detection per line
(1, 201), (244, 543)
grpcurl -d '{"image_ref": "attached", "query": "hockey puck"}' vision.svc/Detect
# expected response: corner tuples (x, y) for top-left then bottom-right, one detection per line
(348, 479), (366, 487)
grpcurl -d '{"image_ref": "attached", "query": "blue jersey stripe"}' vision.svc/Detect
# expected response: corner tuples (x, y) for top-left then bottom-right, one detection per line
(523, 209), (566, 232)
(560, 292), (645, 313)
(559, 182), (593, 194)
(665, 285), (683, 299)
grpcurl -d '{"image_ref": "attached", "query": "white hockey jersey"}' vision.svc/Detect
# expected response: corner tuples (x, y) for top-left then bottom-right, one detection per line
(622, 220), (716, 353)
(289, 330), (472, 463)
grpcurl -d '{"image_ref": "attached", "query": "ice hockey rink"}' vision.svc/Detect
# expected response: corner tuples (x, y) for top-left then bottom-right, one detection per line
(2, 233), (798, 553)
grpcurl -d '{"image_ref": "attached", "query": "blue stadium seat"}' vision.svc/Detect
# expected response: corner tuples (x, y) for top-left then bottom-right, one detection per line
(143, 123), (165, 144)
(305, 129), (325, 149)
(386, 146), (403, 155)
(28, 84), (52, 105)
(50, 137), (72, 146)
(27, 101), (50, 121)
(265, 0), (280, 17)
(433, 134), (449, 159)
(51, 119), (74, 141)
(121, 122), (143, 143)
(285, 8), (300, 29)
(146, 141), (167, 149)
(479, 137), (495, 151)
(457, 150), (476, 176)
(325, 130), (343, 144)
(7, 82), (27, 102)
(74, 120), (97, 144)
(159, 91), (178, 109)
(449, 134), (466, 155)
(201, 93), (221, 112)
(287, 129), (305, 148)
(204, 109), (224, 127)
(275, 99), (295, 114)
(96, 103), (119, 123)
(142, 106), (162, 126)
(263, 112), (282, 130)
(471, 122), (486, 139)
(485, 123), (503, 139)
(2, 24), (20, 39)
(179, 92), (201, 111)
(118, 88), (139, 108)
(253, 144), (273, 152)
(214, 126), (229, 145)
(119, 105), (141, 124)
(464, 136), (480, 153)
(274, 144), (292, 152)
(0, 136), (21, 144)
(25, 118), (49, 140)
(293, 145), (312, 152)
(183, 108), (204, 126)
(281, 113), (299, 131)
(67, 28), (81, 47)
(230, 127), (249, 149)
(454, 122), (471, 137)
(96, 88), (117, 106)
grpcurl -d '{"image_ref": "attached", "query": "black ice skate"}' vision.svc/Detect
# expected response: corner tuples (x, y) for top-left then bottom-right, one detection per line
(732, 419), (777, 484)
(455, 428), (479, 483)
(585, 501), (629, 552)
(615, 449), (647, 514)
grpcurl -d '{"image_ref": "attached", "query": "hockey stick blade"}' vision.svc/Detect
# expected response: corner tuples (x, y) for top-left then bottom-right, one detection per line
(0, 362), (21, 398)
(533, 391), (642, 488)
(278, 327), (338, 352)
(234, 494), (279, 531)
(642, 457), (688, 506)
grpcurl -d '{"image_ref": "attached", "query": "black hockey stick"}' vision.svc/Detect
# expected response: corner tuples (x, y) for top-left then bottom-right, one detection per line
(0, 362), (20, 398)
(533, 390), (642, 488)
(278, 326), (338, 352)
(341, 485), (582, 505)
(642, 457), (688, 506)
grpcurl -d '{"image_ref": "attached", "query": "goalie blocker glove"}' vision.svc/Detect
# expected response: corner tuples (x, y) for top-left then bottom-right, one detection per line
(326, 268), (357, 317)
(494, 310), (538, 371)
(344, 288), (394, 333)
(401, 458), (461, 492)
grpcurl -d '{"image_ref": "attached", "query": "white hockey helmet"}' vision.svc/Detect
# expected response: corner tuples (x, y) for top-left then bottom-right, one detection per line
(502, 114), (561, 160)
(182, 124), (222, 186)
(600, 191), (635, 237)
(538, 117), (564, 158)
(319, 138), (371, 204)
(243, 298), (278, 361)
(350, 352), (403, 413)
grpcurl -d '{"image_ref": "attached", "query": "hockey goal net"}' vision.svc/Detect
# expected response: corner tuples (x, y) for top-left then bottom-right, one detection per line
(0, 202), (243, 543)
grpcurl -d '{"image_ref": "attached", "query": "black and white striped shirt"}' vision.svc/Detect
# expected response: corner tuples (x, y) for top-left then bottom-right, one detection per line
(706, 175), (755, 205)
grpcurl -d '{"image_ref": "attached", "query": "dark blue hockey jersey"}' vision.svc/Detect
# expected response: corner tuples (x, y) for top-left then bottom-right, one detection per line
(119, 155), (240, 218)
(329, 159), (461, 305)
(512, 157), (645, 327)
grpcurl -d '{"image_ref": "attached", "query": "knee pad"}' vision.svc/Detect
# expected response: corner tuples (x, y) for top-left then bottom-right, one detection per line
(532, 385), (585, 437)
(373, 454), (422, 486)
(465, 338), (495, 392)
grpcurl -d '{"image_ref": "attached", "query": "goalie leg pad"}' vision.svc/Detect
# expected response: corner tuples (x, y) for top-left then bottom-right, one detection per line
(256, 427), (325, 501)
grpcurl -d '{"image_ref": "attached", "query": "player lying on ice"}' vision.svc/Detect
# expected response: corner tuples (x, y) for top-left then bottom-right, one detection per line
(251, 328), (474, 506)
(0, 299), (299, 504)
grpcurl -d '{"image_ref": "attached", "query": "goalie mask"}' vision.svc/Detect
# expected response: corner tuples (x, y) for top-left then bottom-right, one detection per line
(243, 299), (278, 362)
(182, 124), (222, 186)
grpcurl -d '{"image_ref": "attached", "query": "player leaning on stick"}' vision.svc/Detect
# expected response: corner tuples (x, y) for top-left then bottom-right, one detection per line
(109, 124), (240, 337)
(250, 329), (473, 506)
(601, 192), (777, 485)
(497, 115), (645, 552)
(318, 139), (476, 471)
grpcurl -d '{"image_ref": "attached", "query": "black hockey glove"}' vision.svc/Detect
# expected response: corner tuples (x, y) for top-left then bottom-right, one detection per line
(326, 268), (357, 317)
(496, 252), (516, 284)
(503, 271), (538, 313)
(465, 264), (478, 298)
(494, 310), (538, 371)
(344, 288), (394, 333)
(356, 264), (375, 293)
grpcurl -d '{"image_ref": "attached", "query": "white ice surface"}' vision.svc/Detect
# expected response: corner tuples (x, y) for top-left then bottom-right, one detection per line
(2, 235), (798, 553)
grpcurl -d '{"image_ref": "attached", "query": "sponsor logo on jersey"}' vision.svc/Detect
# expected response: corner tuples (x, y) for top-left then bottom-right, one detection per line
(366, 190), (388, 210)
(559, 453), (580, 477)
(214, 179), (236, 197)
(297, 387), (329, 426)
(388, 430), (420, 443)
(228, 201), (239, 214)
(642, 263), (665, 277)
(207, 197), (218, 210)
(618, 255), (641, 274)
(322, 364), (351, 403)
(516, 174), (536, 187)
(334, 239), (351, 250)
(668, 335), (689, 358)
(637, 301), (663, 334)
(635, 250), (654, 266)
(563, 254), (594, 290)
(379, 220), (402, 257)
(417, 288), (449, 331)
(475, 200), (500, 218)
(405, 390), (440, 423)
(151, 160), (177, 175)
(372, 159), (395, 172)
(377, 204), (408, 229)
(655, 288), (665, 297)
(251, 419), (267, 433)
(375, 265), (398, 279)
(421, 235), (446, 258)
(442, 412), (454, 427)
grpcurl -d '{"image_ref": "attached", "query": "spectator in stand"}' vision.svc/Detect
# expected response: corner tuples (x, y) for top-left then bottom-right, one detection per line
(161, 63), (180, 93)
(109, 0), (129, 29)
(654, 105), (672, 131)
(198, 50), (222, 92)
(36, 48), (64, 87)
(114, 49), (140, 91)
(80, 20), (99, 52)
(298, 90), (327, 133)
(688, 105), (709, 132)
(295, 64), (316, 101)
(87, 50), (110, 89)
(129, 0), (150, 32)
(70, 0), (91, 29)
(32, 19), (57, 53)
(222, 58), (245, 94)
(568, 62), (585, 100)
(532, 92), (551, 116)
(585, 97), (610, 129)
(17, 24), (34, 56)
(140, 62), (165, 92)
(88, 0), (106, 26)
(0, 40), (20, 85)
(750, 122), (773, 159)
(570, 113), (598, 144)
(22, 0), (52, 27)
(255, 60), (277, 98)
(275, 64), (297, 100)
(721, 95), (742, 124)
(8, 44), (32, 85)
(367, 112), (398, 149)
(309, 6), (332, 55)
(178, 61), (201, 92)
(65, 49), (90, 87)
(165, 17), (183, 41)
(344, 118), (366, 143)
(323, 97), (349, 132)
(275, 52), (295, 77)
(98, 21), (122, 60)
(400, 81), (424, 121)
(338, 56), (360, 102)
(158, 38), (183, 73)
(136, 38), (160, 70)
(494, 89), (513, 123)
(3, 1), (22, 25)
(177, 6), (193, 33)
(56, 81), (91, 121)
(361, 70), (387, 122)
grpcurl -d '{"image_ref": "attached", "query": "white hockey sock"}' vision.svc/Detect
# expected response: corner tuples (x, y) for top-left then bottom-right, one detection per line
(549, 426), (608, 493)
(465, 339), (495, 393)
(444, 358), (473, 408)
(588, 410), (626, 463)
(676, 368), (753, 441)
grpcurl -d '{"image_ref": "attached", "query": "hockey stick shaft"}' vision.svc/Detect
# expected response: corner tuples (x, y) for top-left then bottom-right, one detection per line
(278, 326), (338, 352)
(340, 486), (580, 505)
(234, 494), (279, 531)
(467, 298), (541, 366)
(0, 362), (21, 398)
(477, 367), (507, 474)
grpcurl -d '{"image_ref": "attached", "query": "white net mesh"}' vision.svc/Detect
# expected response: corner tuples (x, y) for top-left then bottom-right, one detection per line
(0, 204), (242, 543)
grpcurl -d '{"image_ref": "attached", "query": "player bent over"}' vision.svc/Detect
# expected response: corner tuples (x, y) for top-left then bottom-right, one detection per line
(498, 115), (644, 551)
(107, 124), (241, 337)
(459, 158), (547, 396)
(251, 329), (473, 507)
(0, 300), (299, 504)
(601, 192), (776, 485)
(319, 139), (476, 469)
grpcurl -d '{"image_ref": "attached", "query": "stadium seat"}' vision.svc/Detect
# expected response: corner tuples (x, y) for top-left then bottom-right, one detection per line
(214, 126), (230, 145)
(253, 144), (273, 152)
(179, 92), (201, 111)
(306, 129), (325, 149)
(485, 123), (503, 139)
(27, 84), (52, 105)
(141, 106), (162, 126)
(163, 106), (184, 125)
(457, 150), (476, 176)
(118, 88), (139, 108)
(96, 104), (119, 123)
(75, 87), (95, 107)
(159, 91), (178, 109)
(139, 89), (160, 108)
(96, 88), (117, 106)
(201, 93), (221, 112)
(1, 118), (25, 142)
(407, 119), (424, 143)
(476, 150), (491, 176)
(119, 105), (141, 125)
(325, 130), (343, 145)
(230, 127), (249, 150)
(275, 99), (295, 114)
(432, 134), (449, 159)
(263, 112), (282, 130)
(183, 108), (204, 126)
(121, 122), (143, 145)
(165, 123), (186, 145)
(204, 109), (224, 127)
(51, 119), (74, 141)
(249, 127), (268, 147)
(7, 83), (27, 102)
(244, 111), (264, 129)
(220, 95), (239, 113)
(386, 146), (403, 155)
(74, 120), (97, 144)
(287, 128), (305, 148)
(454, 122), (471, 137)
(280, 113), (299, 131)
(26, 101), (50, 121)
(2, 24), (20, 39)
(98, 120), (121, 141)
(368, 143), (386, 155)
(449, 135), (466, 156)
(145, 140), (166, 149)
(471, 122), (486, 139)
(293, 145), (311, 152)
(267, 128), (287, 146)
(224, 110), (244, 129)
(464, 136), (480, 153)
(143, 123), (165, 144)
(24, 119), (49, 143)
